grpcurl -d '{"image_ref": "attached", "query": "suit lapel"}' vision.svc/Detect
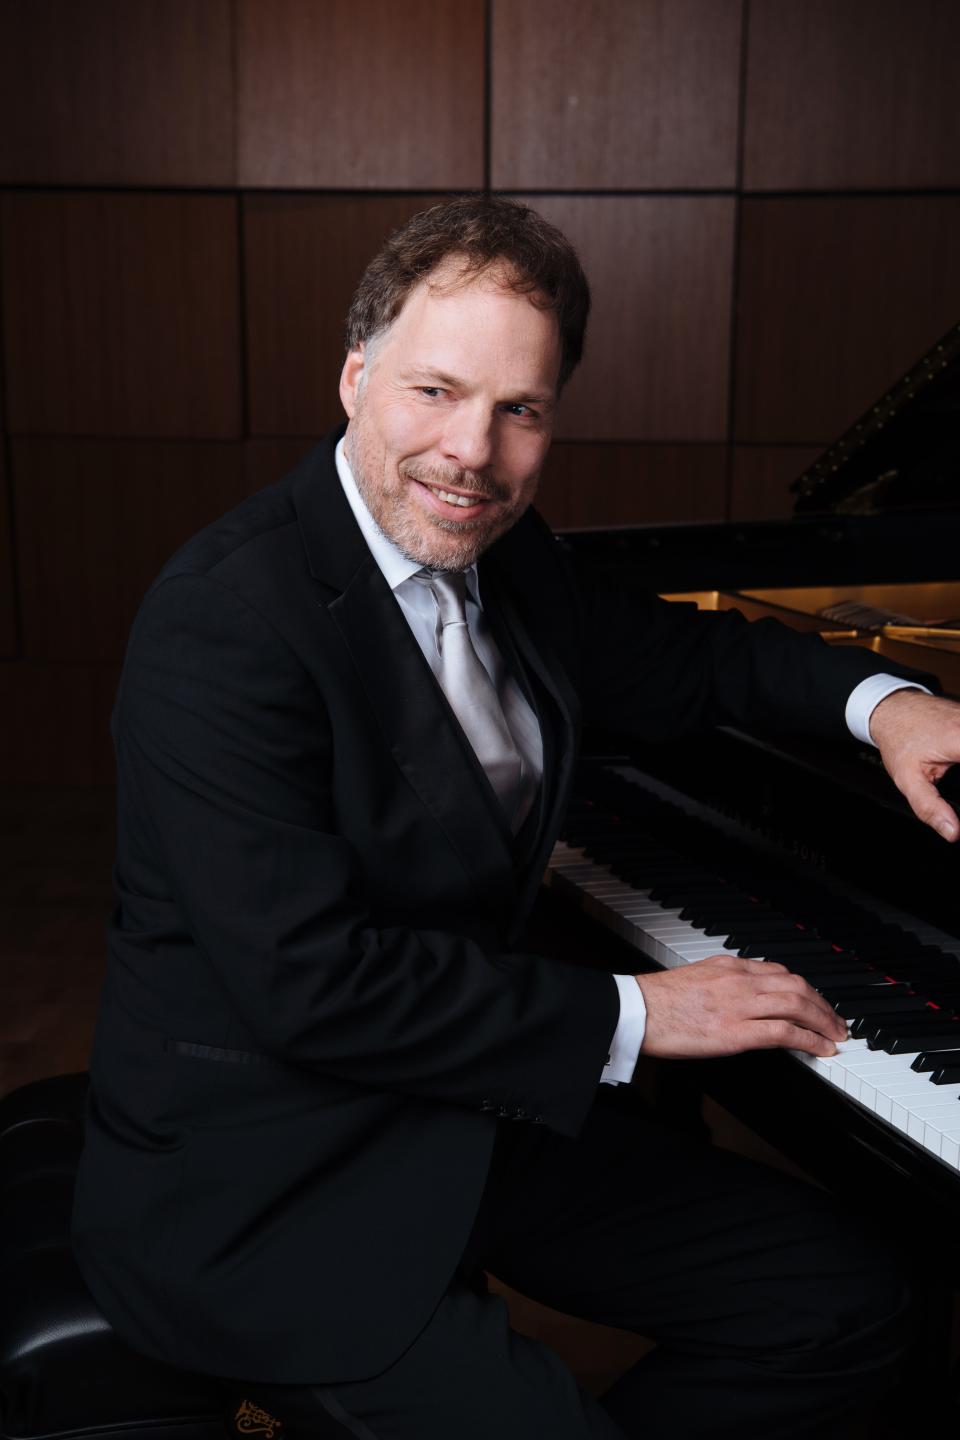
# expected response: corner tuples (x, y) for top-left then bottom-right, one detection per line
(479, 539), (582, 936)
(293, 431), (519, 921)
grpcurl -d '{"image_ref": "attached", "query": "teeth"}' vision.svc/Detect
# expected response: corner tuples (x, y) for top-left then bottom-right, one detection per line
(428, 486), (483, 508)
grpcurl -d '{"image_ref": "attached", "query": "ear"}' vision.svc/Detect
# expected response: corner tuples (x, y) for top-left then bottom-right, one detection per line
(339, 345), (367, 419)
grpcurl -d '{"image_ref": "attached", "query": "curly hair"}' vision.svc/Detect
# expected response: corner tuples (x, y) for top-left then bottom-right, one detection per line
(345, 195), (590, 390)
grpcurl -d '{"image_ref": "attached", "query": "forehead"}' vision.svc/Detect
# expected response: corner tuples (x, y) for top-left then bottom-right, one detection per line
(380, 263), (561, 385)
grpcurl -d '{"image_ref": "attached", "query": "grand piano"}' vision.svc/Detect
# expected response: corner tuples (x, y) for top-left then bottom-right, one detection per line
(544, 322), (960, 1398)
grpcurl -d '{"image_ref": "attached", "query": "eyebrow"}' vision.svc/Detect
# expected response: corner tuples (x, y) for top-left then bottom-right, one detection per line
(400, 367), (555, 407)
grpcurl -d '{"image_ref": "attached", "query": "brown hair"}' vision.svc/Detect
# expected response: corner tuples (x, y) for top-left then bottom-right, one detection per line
(345, 196), (590, 390)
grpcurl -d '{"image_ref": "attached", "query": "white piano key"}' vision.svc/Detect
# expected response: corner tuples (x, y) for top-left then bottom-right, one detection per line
(546, 835), (960, 1174)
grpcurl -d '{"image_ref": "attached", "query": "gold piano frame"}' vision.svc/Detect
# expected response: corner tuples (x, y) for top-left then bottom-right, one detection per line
(663, 582), (960, 697)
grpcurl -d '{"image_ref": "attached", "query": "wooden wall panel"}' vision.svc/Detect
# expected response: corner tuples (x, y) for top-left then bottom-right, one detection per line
(0, 662), (119, 785)
(237, 0), (484, 189)
(244, 195), (430, 436)
(0, 0), (233, 186)
(729, 446), (823, 522)
(537, 443), (727, 529)
(493, 0), (741, 190)
(13, 440), (243, 662)
(743, 0), (960, 191)
(734, 197), (960, 444)
(527, 197), (735, 441)
(0, 444), (18, 656)
(2, 193), (241, 438)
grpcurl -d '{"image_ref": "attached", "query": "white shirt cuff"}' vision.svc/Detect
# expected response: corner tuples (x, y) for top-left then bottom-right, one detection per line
(845, 674), (932, 747)
(601, 974), (648, 1085)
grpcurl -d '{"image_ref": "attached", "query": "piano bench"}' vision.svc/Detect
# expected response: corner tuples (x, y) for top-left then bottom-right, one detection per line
(0, 1072), (225, 1440)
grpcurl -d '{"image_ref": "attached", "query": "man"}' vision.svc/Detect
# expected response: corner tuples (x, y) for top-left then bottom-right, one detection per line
(72, 196), (960, 1438)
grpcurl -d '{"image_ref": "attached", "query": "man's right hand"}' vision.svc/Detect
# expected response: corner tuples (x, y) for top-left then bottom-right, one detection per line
(635, 955), (847, 1060)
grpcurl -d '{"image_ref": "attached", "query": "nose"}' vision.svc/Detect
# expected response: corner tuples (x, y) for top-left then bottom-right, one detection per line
(440, 403), (494, 474)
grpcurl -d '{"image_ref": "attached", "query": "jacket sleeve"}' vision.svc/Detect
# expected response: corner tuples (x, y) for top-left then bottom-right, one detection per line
(570, 565), (940, 741)
(114, 571), (619, 1137)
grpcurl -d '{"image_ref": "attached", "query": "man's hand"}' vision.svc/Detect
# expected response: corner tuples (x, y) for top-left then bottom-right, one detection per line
(634, 955), (847, 1060)
(868, 689), (960, 842)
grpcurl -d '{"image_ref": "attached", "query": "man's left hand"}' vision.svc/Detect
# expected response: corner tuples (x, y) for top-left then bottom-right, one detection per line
(869, 688), (960, 842)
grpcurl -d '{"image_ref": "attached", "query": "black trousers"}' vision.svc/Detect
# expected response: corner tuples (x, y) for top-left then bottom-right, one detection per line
(218, 1089), (909, 1439)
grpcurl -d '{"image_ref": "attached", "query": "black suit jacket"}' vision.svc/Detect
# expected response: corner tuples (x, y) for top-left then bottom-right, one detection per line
(71, 427), (917, 1383)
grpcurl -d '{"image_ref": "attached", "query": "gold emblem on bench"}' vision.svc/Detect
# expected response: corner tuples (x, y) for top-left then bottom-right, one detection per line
(234, 1397), (283, 1437)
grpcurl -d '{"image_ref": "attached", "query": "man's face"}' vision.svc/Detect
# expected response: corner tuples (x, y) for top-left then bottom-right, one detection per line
(339, 260), (561, 572)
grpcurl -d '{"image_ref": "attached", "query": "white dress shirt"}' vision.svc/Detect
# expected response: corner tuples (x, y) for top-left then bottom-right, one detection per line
(336, 438), (929, 1085)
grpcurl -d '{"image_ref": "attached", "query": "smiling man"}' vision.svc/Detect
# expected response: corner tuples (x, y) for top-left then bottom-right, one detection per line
(73, 197), (960, 1439)
(341, 253), (558, 570)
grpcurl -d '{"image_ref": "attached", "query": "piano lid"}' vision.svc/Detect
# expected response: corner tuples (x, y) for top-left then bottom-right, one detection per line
(792, 321), (960, 515)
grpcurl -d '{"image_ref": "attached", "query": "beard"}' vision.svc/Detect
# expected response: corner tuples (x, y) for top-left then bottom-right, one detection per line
(346, 403), (537, 572)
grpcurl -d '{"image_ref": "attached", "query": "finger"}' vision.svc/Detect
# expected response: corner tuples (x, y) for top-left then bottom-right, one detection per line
(898, 772), (958, 841)
(753, 988), (847, 1041)
(708, 956), (789, 976)
(750, 1019), (838, 1058)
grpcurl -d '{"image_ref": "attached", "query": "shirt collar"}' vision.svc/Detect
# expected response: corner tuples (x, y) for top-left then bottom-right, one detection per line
(335, 436), (480, 602)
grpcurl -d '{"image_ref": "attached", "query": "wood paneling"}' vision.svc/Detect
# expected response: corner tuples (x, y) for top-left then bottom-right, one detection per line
(1, 193), (241, 438)
(734, 197), (960, 444)
(743, 0), (960, 191)
(527, 197), (735, 441)
(0, 444), (17, 656)
(13, 440), (243, 662)
(244, 194), (430, 436)
(0, 0), (233, 187)
(729, 446), (823, 522)
(493, 0), (741, 190)
(237, 0), (484, 189)
(538, 443), (727, 529)
(244, 438), (317, 497)
(0, 662), (119, 785)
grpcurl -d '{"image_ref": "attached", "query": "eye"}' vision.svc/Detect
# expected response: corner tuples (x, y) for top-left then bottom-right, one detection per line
(504, 402), (535, 418)
(418, 386), (444, 399)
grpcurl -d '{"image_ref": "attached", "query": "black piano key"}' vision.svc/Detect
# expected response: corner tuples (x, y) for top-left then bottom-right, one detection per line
(890, 961), (960, 984)
(737, 941), (844, 959)
(820, 983), (909, 1001)
(833, 996), (929, 1020)
(878, 1034), (960, 1056)
(866, 1025), (960, 1055)
(806, 969), (891, 987)
(681, 904), (761, 925)
(920, 989), (960, 1010)
(650, 882), (730, 903)
(929, 1065), (960, 1085)
(850, 1009), (943, 1038)
(715, 921), (800, 940)
(911, 1048), (960, 1072)
(848, 941), (946, 963)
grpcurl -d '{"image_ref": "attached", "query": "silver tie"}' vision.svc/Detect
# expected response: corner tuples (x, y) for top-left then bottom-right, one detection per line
(416, 569), (525, 823)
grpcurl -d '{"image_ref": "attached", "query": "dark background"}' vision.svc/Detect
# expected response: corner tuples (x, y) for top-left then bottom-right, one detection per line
(2, 0), (960, 785)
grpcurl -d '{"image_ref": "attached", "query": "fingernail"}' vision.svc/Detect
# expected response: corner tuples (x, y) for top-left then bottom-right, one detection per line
(938, 821), (957, 841)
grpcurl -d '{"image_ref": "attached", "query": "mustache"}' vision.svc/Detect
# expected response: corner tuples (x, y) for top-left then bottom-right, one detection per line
(401, 460), (510, 504)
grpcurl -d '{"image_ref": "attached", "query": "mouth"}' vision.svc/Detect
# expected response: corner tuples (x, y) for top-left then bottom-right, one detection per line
(412, 478), (495, 521)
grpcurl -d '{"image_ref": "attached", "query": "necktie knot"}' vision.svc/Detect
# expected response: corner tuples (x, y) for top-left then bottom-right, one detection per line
(415, 569), (469, 651)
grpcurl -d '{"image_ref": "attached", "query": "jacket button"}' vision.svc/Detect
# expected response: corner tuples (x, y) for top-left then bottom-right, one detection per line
(512, 1108), (527, 1122)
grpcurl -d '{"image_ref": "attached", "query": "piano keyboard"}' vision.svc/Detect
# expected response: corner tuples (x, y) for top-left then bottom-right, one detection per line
(546, 761), (960, 1178)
